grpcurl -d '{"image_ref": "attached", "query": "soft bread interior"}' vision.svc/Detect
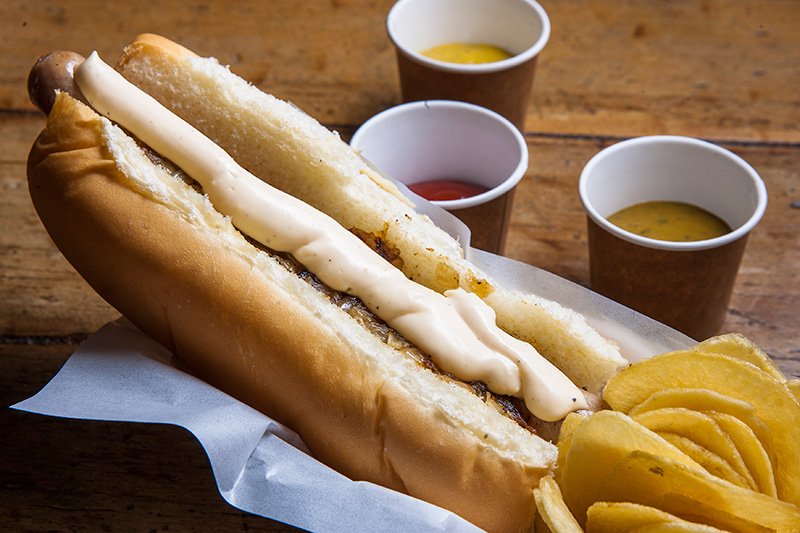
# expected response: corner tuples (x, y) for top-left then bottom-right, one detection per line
(28, 94), (556, 533)
(116, 34), (628, 394)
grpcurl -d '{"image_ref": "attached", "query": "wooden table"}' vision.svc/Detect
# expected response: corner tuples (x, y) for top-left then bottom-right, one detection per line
(2, 1), (798, 530)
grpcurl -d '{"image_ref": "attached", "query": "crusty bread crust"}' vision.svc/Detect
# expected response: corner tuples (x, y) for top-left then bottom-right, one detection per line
(28, 93), (558, 533)
(116, 33), (628, 395)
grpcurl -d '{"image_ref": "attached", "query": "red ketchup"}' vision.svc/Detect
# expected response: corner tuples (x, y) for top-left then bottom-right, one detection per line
(408, 179), (489, 201)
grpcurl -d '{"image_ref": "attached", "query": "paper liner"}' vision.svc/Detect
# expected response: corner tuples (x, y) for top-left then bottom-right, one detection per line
(13, 167), (694, 532)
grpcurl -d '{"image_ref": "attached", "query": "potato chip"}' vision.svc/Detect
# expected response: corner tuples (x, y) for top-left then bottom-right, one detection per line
(627, 387), (775, 469)
(585, 502), (727, 533)
(655, 432), (752, 490)
(559, 411), (589, 443)
(603, 350), (800, 505)
(628, 522), (735, 532)
(597, 450), (800, 532)
(533, 476), (584, 533)
(691, 333), (785, 382)
(706, 410), (777, 498)
(555, 412), (588, 486)
(555, 436), (573, 488)
(786, 378), (800, 401)
(534, 512), (554, 533)
(559, 410), (701, 526)
(632, 408), (755, 489)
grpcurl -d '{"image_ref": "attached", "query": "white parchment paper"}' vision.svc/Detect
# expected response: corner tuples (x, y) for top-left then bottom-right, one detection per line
(12, 169), (695, 532)
(13, 319), (482, 532)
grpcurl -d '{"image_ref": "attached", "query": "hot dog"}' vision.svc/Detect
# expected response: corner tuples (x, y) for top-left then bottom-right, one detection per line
(27, 38), (622, 533)
(114, 35), (628, 398)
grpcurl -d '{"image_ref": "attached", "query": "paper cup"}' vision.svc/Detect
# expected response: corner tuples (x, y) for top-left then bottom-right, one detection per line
(351, 100), (528, 255)
(579, 136), (768, 340)
(386, 0), (550, 130)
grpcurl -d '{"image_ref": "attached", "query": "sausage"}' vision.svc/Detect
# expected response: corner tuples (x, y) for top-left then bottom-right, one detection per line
(28, 51), (87, 114)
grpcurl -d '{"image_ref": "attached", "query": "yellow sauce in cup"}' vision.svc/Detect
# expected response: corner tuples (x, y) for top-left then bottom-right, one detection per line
(420, 42), (514, 64)
(607, 201), (732, 242)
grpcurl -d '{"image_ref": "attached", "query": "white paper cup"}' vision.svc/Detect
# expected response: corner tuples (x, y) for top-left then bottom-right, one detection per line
(386, 0), (550, 130)
(351, 100), (528, 254)
(579, 136), (768, 340)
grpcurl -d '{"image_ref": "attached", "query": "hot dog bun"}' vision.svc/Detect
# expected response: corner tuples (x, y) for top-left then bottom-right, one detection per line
(28, 92), (559, 533)
(115, 33), (628, 395)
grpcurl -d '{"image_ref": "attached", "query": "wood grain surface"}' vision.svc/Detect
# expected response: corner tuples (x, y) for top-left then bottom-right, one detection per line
(2, 0), (798, 531)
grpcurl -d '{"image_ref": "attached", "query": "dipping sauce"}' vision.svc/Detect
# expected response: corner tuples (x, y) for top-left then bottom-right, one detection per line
(409, 179), (489, 201)
(607, 201), (732, 242)
(420, 42), (514, 64)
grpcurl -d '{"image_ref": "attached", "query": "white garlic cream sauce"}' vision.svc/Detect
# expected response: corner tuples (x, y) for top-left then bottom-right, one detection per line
(75, 52), (588, 421)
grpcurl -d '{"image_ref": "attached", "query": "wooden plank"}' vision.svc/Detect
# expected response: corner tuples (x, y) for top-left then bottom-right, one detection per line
(2, 0), (400, 125)
(3, 0), (799, 140)
(1, 115), (119, 337)
(2, 344), (302, 532)
(531, 0), (800, 142)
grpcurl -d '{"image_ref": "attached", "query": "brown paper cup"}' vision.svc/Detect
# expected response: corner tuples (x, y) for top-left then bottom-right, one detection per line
(448, 187), (517, 255)
(350, 100), (528, 255)
(579, 136), (768, 341)
(387, 0), (550, 130)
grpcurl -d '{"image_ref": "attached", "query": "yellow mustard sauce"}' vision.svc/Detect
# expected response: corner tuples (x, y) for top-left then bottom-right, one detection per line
(607, 201), (732, 242)
(420, 42), (514, 64)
